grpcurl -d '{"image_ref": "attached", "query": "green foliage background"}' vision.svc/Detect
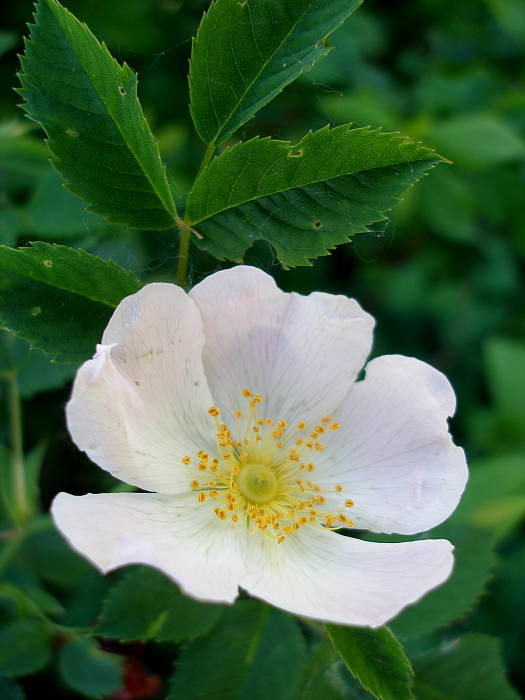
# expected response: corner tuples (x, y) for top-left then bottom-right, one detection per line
(0, 0), (524, 698)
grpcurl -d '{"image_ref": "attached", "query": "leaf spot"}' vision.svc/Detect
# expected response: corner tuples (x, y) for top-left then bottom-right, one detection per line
(288, 148), (303, 158)
(66, 128), (78, 137)
(134, 380), (140, 386)
(42, 259), (53, 268)
(31, 306), (42, 316)
(118, 86), (126, 95)
(237, 0), (248, 5)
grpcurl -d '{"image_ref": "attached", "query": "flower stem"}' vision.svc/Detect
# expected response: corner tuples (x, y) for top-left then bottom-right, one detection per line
(175, 217), (191, 289)
(2, 334), (29, 525)
(175, 141), (216, 289)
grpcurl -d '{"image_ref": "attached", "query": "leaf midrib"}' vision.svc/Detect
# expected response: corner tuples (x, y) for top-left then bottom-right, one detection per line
(202, 0), (321, 145)
(188, 151), (435, 225)
(45, 0), (175, 219)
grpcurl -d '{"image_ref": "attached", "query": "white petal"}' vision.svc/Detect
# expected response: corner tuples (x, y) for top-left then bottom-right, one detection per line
(67, 284), (216, 493)
(51, 492), (245, 603)
(240, 529), (453, 627)
(190, 266), (374, 426)
(317, 355), (468, 534)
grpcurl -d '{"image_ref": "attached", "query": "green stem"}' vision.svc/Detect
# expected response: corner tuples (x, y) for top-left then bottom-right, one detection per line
(8, 369), (28, 524)
(2, 334), (29, 525)
(175, 141), (216, 289)
(197, 141), (216, 177)
(175, 216), (191, 289)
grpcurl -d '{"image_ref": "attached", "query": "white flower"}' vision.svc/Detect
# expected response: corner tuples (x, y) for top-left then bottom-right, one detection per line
(52, 266), (468, 627)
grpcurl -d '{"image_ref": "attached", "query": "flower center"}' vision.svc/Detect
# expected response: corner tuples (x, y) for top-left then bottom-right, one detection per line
(181, 389), (355, 544)
(236, 463), (278, 504)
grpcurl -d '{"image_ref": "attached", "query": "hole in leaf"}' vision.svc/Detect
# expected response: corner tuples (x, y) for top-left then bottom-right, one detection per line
(288, 148), (304, 158)
(118, 86), (126, 95)
(312, 220), (323, 230)
(42, 260), (53, 268)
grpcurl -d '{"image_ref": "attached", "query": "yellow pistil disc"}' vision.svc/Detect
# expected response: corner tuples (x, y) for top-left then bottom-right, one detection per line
(237, 463), (279, 504)
(186, 390), (356, 543)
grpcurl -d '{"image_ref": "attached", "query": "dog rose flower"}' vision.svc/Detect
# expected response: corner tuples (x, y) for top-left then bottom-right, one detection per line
(52, 266), (468, 627)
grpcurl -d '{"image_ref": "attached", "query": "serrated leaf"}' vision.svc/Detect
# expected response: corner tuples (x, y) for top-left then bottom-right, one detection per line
(388, 523), (496, 640)
(97, 566), (223, 643)
(0, 619), (53, 678)
(326, 625), (414, 700)
(58, 636), (123, 699)
(18, 0), (176, 230)
(189, 0), (363, 145)
(186, 125), (442, 267)
(169, 601), (306, 700)
(413, 634), (520, 700)
(0, 242), (142, 361)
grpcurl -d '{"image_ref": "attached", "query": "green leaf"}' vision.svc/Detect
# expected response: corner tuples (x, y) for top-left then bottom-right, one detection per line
(27, 171), (107, 240)
(189, 0), (363, 145)
(455, 453), (525, 541)
(426, 115), (525, 170)
(186, 125), (442, 267)
(0, 242), (142, 361)
(0, 123), (49, 179)
(296, 641), (369, 700)
(0, 32), (17, 59)
(21, 522), (95, 588)
(58, 636), (123, 698)
(0, 677), (25, 700)
(97, 566), (223, 642)
(169, 600), (306, 700)
(326, 624), (414, 700)
(0, 335), (77, 399)
(0, 619), (53, 678)
(18, 0), (176, 230)
(484, 337), (525, 434)
(389, 522), (496, 640)
(413, 634), (520, 700)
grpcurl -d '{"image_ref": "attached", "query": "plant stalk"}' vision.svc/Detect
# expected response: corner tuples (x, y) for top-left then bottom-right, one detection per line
(175, 140), (216, 289)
